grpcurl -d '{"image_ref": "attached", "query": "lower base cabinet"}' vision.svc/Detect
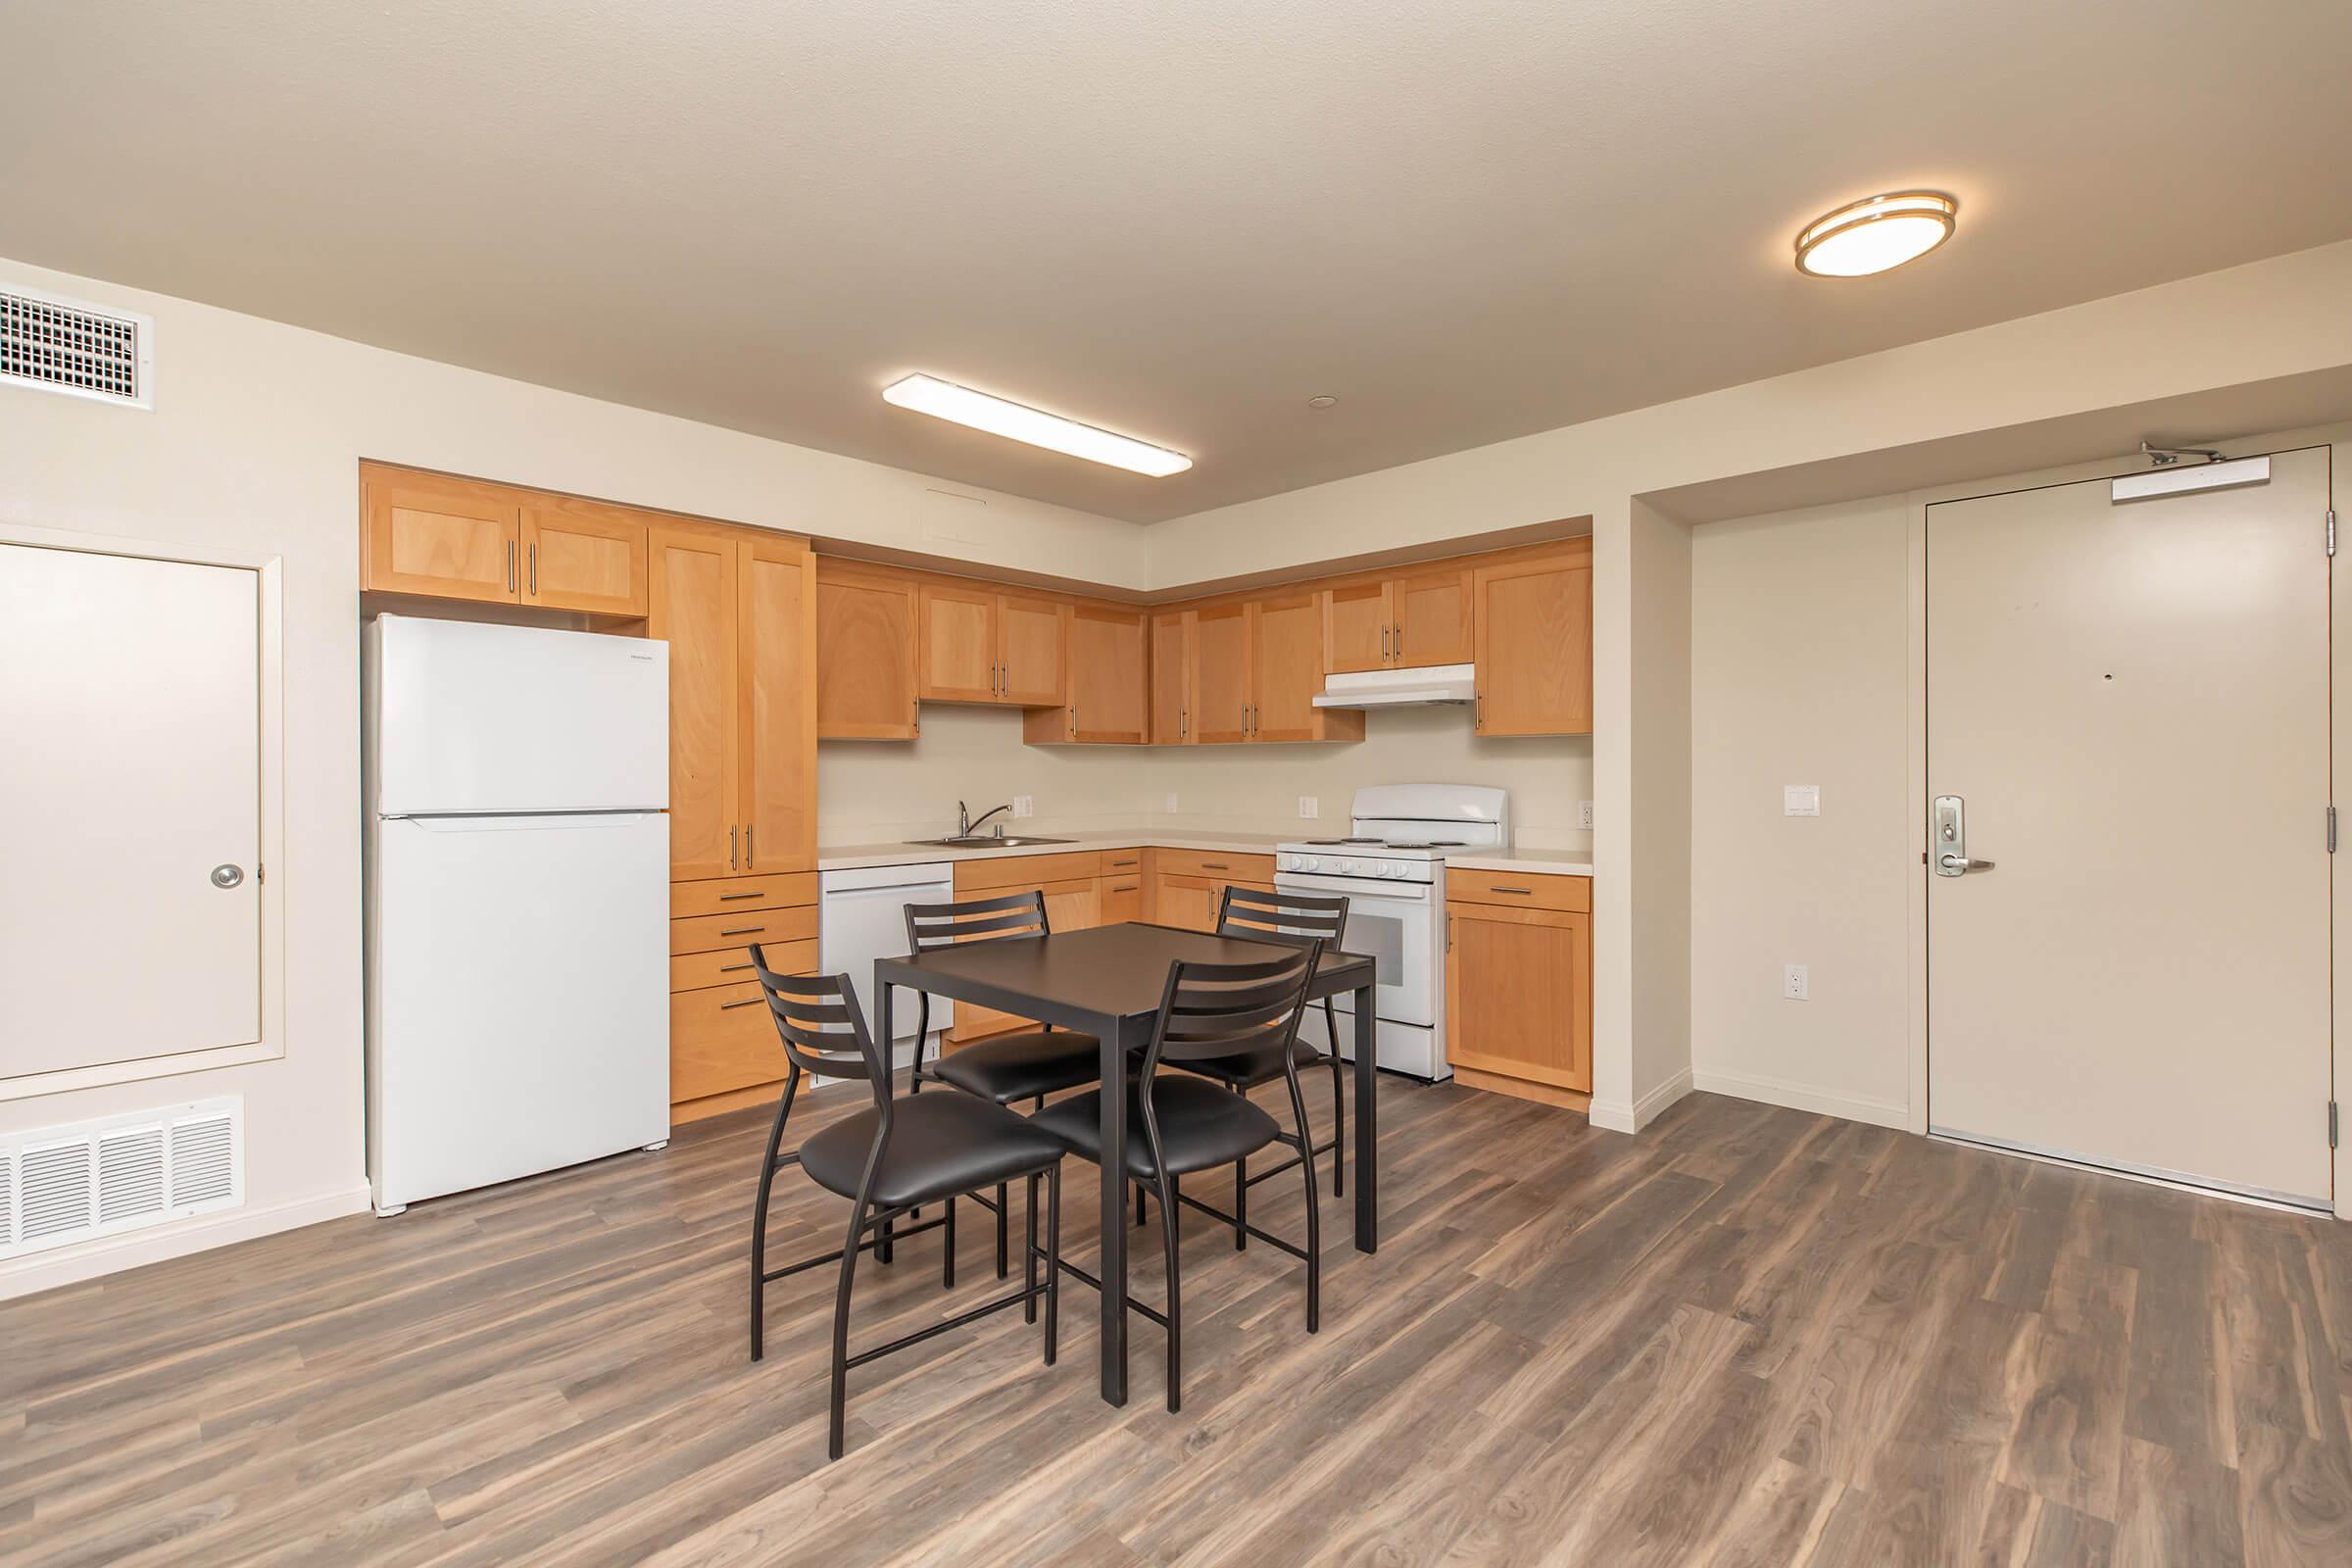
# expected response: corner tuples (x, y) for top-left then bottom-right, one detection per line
(1445, 869), (1592, 1101)
(668, 873), (819, 1122)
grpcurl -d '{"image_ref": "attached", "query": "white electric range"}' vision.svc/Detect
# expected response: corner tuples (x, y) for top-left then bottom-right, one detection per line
(1276, 783), (1510, 1080)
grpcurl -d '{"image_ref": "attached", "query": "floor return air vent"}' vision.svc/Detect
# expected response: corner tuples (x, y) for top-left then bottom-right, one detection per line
(0, 1098), (241, 1259)
(0, 280), (154, 410)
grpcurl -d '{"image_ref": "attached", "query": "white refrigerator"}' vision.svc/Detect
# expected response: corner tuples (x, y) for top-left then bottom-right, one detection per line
(365, 615), (670, 1215)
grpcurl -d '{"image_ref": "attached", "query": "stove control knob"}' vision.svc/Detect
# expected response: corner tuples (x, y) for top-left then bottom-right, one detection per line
(1342, 859), (1363, 875)
(1384, 862), (1407, 879)
(1278, 854), (1298, 871)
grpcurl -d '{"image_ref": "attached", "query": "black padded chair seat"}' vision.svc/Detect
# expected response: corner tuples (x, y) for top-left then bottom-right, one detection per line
(800, 1093), (1064, 1209)
(1031, 1076), (1282, 1180)
(1158, 1036), (1326, 1090)
(933, 1029), (1102, 1104)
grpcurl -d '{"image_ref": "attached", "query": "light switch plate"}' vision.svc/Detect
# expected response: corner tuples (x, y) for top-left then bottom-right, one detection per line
(1784, 785), (1821, 817)
(1298, 796), (1319, 819)
(1783, 963), (1810, 1001)
(1012, 796), (1033, 818)
(1578, 799), (1595, 830)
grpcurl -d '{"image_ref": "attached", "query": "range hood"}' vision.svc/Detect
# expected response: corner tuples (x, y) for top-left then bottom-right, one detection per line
(1311, 662), (1478, 709)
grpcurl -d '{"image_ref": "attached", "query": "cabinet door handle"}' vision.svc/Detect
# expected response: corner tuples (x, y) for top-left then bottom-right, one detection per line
(1200, 862), (1229, 870)
(720, 997), (762, 1010)
(1394, 624), (1402, 661)
(528, 542), (537, 596)
(718, 925), (766, 936)
(507, 539), (516, 593)
(1180, 707), (1187, 741)
(746, 824), (755, 868)
(1446, 913), (1454, 951)
(1489, 886), (1534, 896)
(719, 962), (753, 972)
(718, 891), (766, 902)
(730, 824), (738, 869)
(1383, 624), (1391, 661)
(1069, 703), (1076, 737)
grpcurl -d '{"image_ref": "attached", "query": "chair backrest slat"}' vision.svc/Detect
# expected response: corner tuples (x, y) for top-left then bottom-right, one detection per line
(1216, 885), (1348, 952)
(748, 946), (889, 1096)
(1143, 943), (1321, 1071)
(905, 890), (1051, 953)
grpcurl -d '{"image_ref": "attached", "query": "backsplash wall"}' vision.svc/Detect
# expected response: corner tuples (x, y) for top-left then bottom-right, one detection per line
(818, 703), (1592, 850)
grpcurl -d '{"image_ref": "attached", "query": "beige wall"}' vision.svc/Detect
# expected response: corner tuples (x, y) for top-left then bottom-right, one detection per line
(820, 704), (1592, 849)
(0, 256), (1139, 1298)
(1689, 423), (2352, 1141)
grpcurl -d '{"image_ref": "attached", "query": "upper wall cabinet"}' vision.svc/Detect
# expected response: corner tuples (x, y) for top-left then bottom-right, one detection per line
(1473, 544), (1592, 736)
(519, 496), (648, 615)
(1026, 604), (1148, 745)
(363, 469), (521, 604)
(917, 584), (1067, 707)
(361, 464), (647, 614)
(1150, 611), (1191, 745)
(1322, 566), (1473, 672)
(1153, 596), (1362, 746)
(815, 563), (918, 740)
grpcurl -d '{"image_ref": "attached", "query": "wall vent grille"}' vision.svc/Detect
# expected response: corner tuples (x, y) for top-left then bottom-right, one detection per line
(1, 282), (153, 409)
(0, 1098), (240, 1261)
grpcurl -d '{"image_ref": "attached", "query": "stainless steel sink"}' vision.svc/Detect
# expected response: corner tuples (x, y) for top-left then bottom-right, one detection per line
(906, 835), (1076, 849)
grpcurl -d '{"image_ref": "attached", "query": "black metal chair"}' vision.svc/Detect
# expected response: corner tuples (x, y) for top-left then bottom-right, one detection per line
(1152, 886), (1350, 1250)
(1030, 941), (1324, 1412)
(900, 891), (1103, 1277)
(744, 946), (1064, 1461)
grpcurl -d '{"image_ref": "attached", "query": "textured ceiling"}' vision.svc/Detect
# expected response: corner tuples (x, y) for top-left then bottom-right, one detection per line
(5, 0), (2349, 521)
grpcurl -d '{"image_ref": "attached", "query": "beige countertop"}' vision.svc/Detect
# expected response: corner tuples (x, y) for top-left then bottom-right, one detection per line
(818, 831), (1591, 877)
(1445, 848), (1593, 876)
(816, 829), (1291, 873)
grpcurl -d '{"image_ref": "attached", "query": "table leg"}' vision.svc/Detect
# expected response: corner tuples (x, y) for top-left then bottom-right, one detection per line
(1353, 981), (1377, 1253)
(1097, 1009), (1130, 1405)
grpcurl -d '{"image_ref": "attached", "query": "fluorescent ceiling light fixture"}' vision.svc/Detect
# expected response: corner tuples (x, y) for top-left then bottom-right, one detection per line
(1794, 191), (1957, 277)
(2112, 454), (2270, 503)
(881, 374), (1192, 476)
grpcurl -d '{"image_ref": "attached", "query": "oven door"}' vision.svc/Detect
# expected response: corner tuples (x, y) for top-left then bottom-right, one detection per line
(1272, 871), (1435, 1027)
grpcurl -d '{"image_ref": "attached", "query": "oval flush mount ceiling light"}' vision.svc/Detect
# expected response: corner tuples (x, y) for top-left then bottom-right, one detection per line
(1794, 190), (1957, 277)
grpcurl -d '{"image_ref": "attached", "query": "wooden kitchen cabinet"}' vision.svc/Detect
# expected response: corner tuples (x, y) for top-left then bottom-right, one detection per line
(1446, 869), (1592, 1102)
(1025, 603), (1148, 744)
(650, 526), (818, 881)
(669, 873), (821, 1121)
(1191, 604), (1253, 743)
(1323, 579), (1392, 673)
(947, 851), (1102, 1043)
(362, 470), (520, 604)
(918, 583), (1066, 707)
(1250, 591), (1334, 742)
(815, 564), (919, 739)
(518, 496), (647, 615)
(1150, 850), (1277, 931)
(1151, 612), (1193, 744)
(1473, 544), (1592, 736)
(1152, 872), (1218, 932)
(1321, 566), (1473, 674)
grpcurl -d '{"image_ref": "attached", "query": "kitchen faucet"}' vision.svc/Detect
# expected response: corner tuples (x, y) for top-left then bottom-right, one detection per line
(959, 800), (1013, 838)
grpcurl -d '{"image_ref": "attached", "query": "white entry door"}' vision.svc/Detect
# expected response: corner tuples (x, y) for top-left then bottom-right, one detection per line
(0, 544), (263, 1080)
(1927, 447), (2333, 1208)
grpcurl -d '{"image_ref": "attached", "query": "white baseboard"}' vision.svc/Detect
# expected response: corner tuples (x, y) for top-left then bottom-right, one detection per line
(1587, 1067), (1694, 1135)
(1690, 1065), (1909, 1130)
(0, 1182), (372, 1302)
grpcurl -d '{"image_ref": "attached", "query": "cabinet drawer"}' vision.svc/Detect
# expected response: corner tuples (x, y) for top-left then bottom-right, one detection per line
(1446, 867), (1590, 912)
(670, 904), (818, 956)
(1153, 849), (1274, 883)
(1101, 877), (1143, 924)
(670, 872), (818, 919)
(1098, 850), (1147, 874)
(670, 939), (816, 993)
(953, 851), (1102, 892)
(671, 981), (790, 1104)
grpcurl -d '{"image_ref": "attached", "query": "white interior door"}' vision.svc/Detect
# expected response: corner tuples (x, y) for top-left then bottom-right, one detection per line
(1, 544), (263, 1079)
(1927, 448), (2332, 1207)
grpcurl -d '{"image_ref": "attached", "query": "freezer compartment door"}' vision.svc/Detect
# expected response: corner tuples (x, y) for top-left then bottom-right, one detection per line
(370, 811), (669, 1208)
(369, 615), (668, 814)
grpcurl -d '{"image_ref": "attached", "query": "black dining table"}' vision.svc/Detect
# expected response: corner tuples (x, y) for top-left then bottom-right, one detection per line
(874, 920), (1379, 1406)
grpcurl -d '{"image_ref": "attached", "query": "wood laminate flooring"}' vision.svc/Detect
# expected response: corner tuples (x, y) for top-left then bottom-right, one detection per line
(5, 1083), (2351, 1566)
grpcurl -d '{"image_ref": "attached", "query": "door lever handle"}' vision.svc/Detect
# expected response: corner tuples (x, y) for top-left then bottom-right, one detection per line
(1937, 853), (1994, 873)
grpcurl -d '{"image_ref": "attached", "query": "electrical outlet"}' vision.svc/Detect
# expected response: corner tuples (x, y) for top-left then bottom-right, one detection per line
(1784, 785), (1821, 817)
(1783, 963), (1810, 1002)
(1164, 792), (1178, 813)
(1012, 795), (1033, 818)
(1298, 796), (1319, 819)
(1578, 799), (1594, 831)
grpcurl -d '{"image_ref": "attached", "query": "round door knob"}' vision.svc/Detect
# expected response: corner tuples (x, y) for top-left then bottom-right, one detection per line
(210, 863), (245, 889)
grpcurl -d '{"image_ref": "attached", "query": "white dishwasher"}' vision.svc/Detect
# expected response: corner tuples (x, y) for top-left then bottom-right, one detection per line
(819, 861), (954, 1066)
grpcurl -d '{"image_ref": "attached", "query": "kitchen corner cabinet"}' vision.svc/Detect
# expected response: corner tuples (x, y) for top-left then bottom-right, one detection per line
(1473, 545), (1592, 736)
(1150, 850), (1277, 931)
(918, 583), (1066, 708)
(815, 563), (919, 739)
(1164, 598), (1361, 747)
(1151, 612), (1193, 744)
(1445, 869), (1592, 1101)
(1026, 604), (1148, 745)
(650, 526), (817, 882)
(1322, 566), (1473, 673)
